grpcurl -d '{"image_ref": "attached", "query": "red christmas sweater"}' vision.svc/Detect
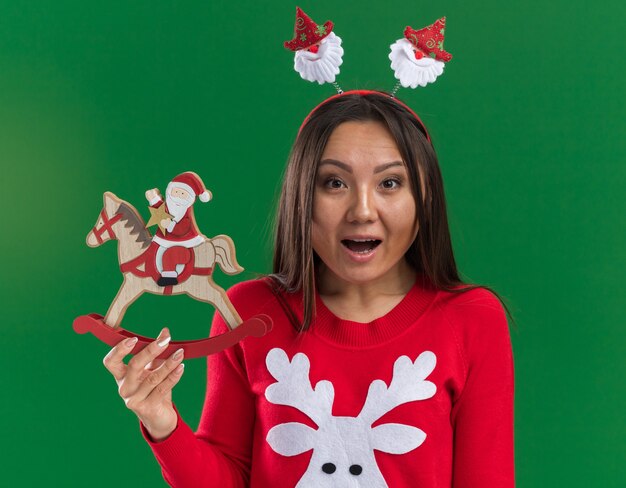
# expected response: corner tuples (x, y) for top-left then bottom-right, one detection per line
(140, 274), (515, 487)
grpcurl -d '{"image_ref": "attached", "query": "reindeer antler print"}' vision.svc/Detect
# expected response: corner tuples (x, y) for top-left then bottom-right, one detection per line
(264, 348), (437, 487)
(358, 352), (436, 425)
(265, 348), (335, 426)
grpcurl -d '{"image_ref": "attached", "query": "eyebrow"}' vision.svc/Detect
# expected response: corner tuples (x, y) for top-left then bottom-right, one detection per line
(319, 159), (404, 174)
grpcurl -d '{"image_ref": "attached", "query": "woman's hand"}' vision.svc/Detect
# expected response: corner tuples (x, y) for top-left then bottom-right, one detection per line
(102, 327), (185, 442)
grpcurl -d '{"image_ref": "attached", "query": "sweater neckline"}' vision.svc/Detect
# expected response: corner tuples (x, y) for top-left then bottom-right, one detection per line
(309, 272), (439, 348)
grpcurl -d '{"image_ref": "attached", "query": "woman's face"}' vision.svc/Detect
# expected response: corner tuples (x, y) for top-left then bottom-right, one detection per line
(312, 120), (419, 288)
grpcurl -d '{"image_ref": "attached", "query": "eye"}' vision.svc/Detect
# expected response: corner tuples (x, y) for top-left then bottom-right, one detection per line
(323, 177), (346, 190)
(380, 177), (402, 190)
(322, 463), (336, 474)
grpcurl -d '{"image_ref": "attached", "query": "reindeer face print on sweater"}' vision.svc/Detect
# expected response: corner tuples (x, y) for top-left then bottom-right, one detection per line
(264, 348), (437, 487)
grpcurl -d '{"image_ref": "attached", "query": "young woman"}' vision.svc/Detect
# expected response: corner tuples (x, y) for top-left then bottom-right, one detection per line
(103, 90), (515, 487)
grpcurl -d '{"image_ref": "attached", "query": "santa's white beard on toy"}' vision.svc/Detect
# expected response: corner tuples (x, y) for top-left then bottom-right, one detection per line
(294, 31), (344, 84)
(166, 193), (193, 222)
(389, 38), (445, 88)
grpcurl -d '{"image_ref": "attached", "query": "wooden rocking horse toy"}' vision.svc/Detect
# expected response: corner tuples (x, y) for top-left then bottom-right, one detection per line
(73, 172), (272, 358)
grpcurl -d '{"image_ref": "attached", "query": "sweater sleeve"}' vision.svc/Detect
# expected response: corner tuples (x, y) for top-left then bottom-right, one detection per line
(450, 290), (515, 488)
(139, 303), (254, 487)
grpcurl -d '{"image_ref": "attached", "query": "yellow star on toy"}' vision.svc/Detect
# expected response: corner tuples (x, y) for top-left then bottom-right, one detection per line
(146, 205), (173, 235)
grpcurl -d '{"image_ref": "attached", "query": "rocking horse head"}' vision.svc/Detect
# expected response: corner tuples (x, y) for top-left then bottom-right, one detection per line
(86, 192), (151, 250)
(86, 192), (123, 247)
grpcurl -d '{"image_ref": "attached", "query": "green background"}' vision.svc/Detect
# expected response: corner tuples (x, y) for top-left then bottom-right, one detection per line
(1, 0), (623, 486)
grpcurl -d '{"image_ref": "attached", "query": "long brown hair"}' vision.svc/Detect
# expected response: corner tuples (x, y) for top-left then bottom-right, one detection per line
(270, 90), (515, 331)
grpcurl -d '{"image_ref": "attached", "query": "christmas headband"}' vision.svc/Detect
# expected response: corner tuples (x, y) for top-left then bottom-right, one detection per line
(284, 7), (453, 142)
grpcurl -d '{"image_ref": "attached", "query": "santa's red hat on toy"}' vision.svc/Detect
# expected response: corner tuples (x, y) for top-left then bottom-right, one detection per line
(166, 171), (212, 203)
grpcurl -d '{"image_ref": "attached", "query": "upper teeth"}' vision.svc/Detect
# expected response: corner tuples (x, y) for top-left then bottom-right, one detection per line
(351, 239), (376, 242)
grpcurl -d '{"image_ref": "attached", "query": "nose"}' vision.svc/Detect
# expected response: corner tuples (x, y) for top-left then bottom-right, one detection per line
(86, 230), (97, 247)
(308, 44), (319, 54)
(347, 187), (377, 224)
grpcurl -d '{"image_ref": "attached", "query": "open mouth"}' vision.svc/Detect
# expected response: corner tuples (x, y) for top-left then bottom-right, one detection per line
(341, 239), (382, 254)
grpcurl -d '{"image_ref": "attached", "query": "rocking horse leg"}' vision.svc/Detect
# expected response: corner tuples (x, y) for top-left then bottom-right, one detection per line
(184, 276), (242, 330)
(104, 275), (145, 328)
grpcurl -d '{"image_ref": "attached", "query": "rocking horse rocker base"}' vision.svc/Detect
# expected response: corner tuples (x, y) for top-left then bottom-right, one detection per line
(73, 313), (273, 359)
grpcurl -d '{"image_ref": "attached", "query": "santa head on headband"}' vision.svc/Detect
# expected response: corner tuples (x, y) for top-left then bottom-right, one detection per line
(389, 17), (453, 88)
(284, 7), (344, 85)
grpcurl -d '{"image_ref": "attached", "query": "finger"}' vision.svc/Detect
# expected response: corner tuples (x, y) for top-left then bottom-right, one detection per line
(124, 328), (171, 386)
(144, 358), (166, 372)
(133, 348), (185, 402)
(136, 356), (167, 384)
(143, 362), (185, 405)
(102, 336), (138, 382)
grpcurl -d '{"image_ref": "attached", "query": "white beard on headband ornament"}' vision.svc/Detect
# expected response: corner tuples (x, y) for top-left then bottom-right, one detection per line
(389, 17), (453, 88)
(294, 32), (343, 84)
(284, 7), (344, 85)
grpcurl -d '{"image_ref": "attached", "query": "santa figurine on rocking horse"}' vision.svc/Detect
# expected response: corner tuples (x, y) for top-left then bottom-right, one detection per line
(147, 172), (213, 287)
(72, 171), (272, 359)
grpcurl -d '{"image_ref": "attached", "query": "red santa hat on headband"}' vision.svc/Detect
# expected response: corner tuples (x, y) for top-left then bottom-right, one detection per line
(284, 6), (334, 51)
(403, 17), (452, 62)
(167, 171), (212, 202)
